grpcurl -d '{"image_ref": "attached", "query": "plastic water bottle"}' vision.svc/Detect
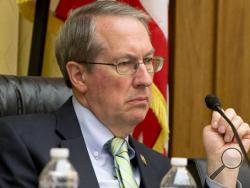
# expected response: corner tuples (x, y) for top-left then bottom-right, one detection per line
(39, 148), (79, 188)
(160, 157), (197, 188)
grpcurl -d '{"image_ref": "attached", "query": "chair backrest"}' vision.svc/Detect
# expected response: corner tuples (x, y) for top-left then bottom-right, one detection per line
(0, 75), (72, 117)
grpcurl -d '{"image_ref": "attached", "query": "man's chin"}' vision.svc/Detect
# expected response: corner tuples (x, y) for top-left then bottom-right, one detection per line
(128, 113), (147, 125)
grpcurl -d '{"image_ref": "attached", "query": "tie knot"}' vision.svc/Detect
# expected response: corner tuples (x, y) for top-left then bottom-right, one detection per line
(110, 137), (128, 156)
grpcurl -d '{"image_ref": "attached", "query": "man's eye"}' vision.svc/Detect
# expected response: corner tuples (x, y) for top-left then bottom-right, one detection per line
(119, 60), (134, 66)
(143, 58), (152, 64)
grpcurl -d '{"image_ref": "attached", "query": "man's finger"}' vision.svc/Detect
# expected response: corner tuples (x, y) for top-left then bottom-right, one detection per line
(211, 111), (221, 128)
(237, 123), (250, 139)
(217, 108), (236, 134)
(223, 115), (243, 142)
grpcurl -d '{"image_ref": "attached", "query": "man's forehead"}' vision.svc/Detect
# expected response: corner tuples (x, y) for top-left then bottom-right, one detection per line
(93, 15), (152, 58)
(94, 15), (150, 42)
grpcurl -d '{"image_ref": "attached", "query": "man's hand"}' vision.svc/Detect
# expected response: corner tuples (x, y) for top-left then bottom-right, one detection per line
(203, 108), (250, 187)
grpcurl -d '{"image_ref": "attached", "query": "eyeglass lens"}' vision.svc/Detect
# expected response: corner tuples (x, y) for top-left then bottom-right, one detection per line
(117, 58), (160, 75)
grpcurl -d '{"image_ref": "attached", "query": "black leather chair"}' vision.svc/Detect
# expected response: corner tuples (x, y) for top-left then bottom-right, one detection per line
(0, 75), (249, 187)
(0, 74), (72, 117)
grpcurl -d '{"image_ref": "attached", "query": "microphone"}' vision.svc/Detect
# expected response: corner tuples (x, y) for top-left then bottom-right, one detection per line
(205, 94), (221, 111)
(205, 94), (250, 168)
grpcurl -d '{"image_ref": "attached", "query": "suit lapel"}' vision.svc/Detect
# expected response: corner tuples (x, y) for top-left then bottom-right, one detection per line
(55, 98), (99, 188)
(136, 154), (153, 188)
(133, 148), (155, 188)
(129, 137), (167, 188)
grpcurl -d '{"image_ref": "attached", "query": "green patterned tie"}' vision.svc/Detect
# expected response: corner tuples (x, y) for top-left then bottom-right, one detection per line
(110, 137), (139, 188)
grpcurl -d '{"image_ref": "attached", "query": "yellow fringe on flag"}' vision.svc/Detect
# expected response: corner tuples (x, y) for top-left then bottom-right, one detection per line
(16, 0), (35, 22)
(150, 83), (169, 153)
(16, 0), (31, 4)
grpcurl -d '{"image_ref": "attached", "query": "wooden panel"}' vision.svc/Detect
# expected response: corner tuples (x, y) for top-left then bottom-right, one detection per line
(215, 0), (250, 156)
(216, 0), (250, 123)
(171, 0), (250, 158)
(170, 0), (216, 158)
(0, 0), (18, 74)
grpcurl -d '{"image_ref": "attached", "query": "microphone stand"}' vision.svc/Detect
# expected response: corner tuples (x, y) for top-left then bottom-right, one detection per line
(215, 106), (250, 168)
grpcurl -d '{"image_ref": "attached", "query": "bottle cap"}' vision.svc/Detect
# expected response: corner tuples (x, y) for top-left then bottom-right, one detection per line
(170, 157), (187, 166)
(50, 148), (69, 158)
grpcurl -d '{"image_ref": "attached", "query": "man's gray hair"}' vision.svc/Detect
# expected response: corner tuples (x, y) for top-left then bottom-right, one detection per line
(55, 1), (150, 87)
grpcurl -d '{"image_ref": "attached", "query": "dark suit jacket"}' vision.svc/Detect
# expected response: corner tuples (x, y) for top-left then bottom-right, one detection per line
(0, 98), (172, 188)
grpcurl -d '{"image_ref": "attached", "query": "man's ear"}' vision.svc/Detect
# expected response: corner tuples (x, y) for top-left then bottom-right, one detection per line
(66, 61), (87, 93)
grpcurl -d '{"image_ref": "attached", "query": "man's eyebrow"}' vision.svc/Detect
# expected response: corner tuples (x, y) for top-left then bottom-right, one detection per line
(116, 49), (155, 60)
(144, 49), (155, 57)
(114, 48), (155, 61)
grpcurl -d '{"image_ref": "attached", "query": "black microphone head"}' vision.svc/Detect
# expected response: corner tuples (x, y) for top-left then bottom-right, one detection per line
(205, 94), (221, 111)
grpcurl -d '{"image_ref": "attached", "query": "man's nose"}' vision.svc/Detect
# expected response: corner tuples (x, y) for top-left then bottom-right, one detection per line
(133, 64), (153, 87)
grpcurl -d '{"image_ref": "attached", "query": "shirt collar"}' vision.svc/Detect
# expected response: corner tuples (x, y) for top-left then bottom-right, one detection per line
(72, 97), (135, 159)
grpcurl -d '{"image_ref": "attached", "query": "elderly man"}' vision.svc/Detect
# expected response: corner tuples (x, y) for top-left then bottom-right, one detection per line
(0, 1), (249, 188)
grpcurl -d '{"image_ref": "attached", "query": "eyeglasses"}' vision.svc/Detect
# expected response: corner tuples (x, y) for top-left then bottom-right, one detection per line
(84, 56), (164, 75)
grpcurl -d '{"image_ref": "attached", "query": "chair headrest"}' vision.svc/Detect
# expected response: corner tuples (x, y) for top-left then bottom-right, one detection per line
(0, 75), (72, 117)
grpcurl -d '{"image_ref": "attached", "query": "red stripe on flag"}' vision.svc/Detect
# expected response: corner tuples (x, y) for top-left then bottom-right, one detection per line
(133, 109), (161, 147)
